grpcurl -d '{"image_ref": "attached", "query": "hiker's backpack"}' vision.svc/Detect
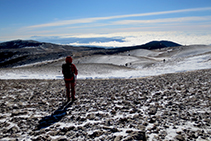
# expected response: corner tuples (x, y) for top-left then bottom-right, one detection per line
(62, 63), (74, 80)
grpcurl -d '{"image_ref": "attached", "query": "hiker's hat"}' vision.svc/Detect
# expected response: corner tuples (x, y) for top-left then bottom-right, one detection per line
(66, 56), (72, 64)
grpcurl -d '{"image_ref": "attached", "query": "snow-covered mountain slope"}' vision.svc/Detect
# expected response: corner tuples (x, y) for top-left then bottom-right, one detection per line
(0, 45), (211, 79)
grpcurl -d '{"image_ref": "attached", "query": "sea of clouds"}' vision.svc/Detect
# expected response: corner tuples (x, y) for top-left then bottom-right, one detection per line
(31, 31), (211, 48)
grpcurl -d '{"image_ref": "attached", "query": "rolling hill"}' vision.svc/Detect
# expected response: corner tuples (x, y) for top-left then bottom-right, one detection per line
(0, 40), (181, 68)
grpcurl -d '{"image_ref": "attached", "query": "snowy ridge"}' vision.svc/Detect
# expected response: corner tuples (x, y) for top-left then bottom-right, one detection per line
(0, 45), (211, 80)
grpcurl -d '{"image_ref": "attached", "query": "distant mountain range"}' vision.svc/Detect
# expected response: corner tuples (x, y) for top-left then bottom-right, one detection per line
(0, 39), (181, 50)
(0, 40), (43, 49)
(0, 40), (181, 68)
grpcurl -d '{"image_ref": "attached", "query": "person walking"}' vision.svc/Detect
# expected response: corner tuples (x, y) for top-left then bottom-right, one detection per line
(62, 56), (78, 101)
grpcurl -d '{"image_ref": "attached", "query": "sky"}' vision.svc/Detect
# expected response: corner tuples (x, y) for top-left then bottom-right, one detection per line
(1, 0), (211, 47)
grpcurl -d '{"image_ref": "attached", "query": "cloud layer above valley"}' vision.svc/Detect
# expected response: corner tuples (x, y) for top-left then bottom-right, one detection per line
(31, 31), (211, 47)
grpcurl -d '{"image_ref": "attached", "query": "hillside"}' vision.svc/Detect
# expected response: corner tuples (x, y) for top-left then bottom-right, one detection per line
(1, 39), (211, 80)
(0, 40), (181, 68)
(0, 40), (43, 49)
(0, 40), (103, 68)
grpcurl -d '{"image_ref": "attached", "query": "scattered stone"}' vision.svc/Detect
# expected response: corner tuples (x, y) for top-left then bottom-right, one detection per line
(32, 135), (51, 141)
(89, 130), (104, 138)
(174, 134), (185, 141)
(129, 131), (146, 141)
(114, 135), (122, 141)
(11, 111), (28, 117)
(48, 131), (59, 136)
(86, 113), (95, 120)
(7, 126), (19, 134)
(119, 117), (128, 123)
(148, 107), (157, 115)
(137, 125), (145, 130)
(126, 130), (133, 133)
(0, 122), (10, 128)
(176, 131), (182, 134)
(52, 137), (68, 141)
(111, 109), (116, 114)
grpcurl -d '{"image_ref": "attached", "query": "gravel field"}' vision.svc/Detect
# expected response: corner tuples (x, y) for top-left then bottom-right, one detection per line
(0, 69), (211, 141)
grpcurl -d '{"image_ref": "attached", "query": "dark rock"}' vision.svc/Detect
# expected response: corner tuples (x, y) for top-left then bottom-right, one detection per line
(53, 137), (68, 141)
(119, 117), (128, 123)
(174, 134), (185, 141)
(143, 122), (148, 126)
(60, 126), (75, 134)
(133, 100), (140, 104)
(104, 119), (111, 126)
(89, 130), (104, 138)
(114, 135), (122, 141)
(32, 135), (51, 141)
(148, 107), (157, 115)
(129, 131), (146, 141)
(126, 130), (133, 133)
(65, 131), (75, 137)
(111, 127), (120, 133)
(149, 117), (156, 123)
(0, 121), (10, 128)
(111, 109), (116, 114)
(130, 108), (138, 114)
(137, 125), (145, 130)
(154, 92), (162, 96)
(48, 131), (59, 136)
(11, 111), (28, 117)
(191, 117), (198, 121)
(86, 113), (95, 120)
(102, 126), (119, 133)
(176, 131), (182, 134)
(7, 126), (19, 134)
(123, 136), (133, 141)
(164, 124), (169, 128)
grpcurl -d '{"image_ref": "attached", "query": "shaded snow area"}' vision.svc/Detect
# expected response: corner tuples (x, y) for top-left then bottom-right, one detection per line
(0, 69), (211, 140)
(0, 45), (211, 80)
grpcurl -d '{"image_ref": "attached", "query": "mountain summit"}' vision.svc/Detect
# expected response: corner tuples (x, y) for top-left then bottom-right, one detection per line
(138, 40), (181, 50)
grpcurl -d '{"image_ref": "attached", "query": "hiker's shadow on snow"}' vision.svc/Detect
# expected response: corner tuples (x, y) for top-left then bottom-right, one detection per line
(36, 101), (73, 130)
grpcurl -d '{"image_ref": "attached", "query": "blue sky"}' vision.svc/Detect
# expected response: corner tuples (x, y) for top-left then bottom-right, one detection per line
(1, 0), (211, 47)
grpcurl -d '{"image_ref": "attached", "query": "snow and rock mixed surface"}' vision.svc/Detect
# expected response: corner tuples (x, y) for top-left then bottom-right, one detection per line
(0, 44), (211, 140)
(0, 69), (211, 140)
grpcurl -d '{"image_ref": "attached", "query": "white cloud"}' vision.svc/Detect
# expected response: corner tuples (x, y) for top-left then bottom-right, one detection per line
(112, 16), (211, 25)
(67, 31), (211, 47)
(26, 7), (211, 29)
(27, 18), (98, 28)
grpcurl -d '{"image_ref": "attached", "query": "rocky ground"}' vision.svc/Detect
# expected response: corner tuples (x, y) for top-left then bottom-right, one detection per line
(0, 69), (211, 141)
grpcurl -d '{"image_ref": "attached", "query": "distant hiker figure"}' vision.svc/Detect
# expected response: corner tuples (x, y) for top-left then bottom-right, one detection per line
(62, 56), (78, 101)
